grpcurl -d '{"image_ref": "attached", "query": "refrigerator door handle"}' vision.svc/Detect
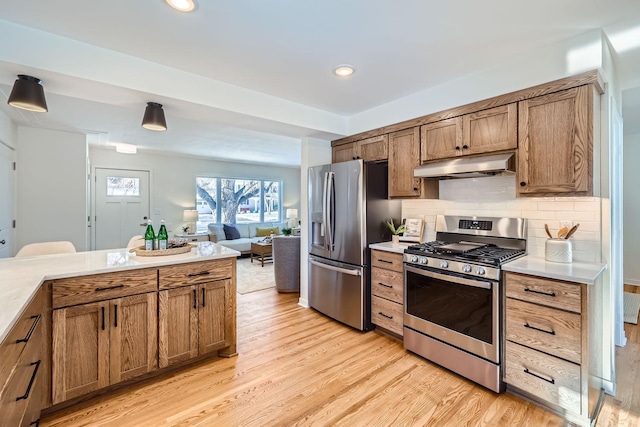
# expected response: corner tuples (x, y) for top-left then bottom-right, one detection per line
(326, 171), (335, 251)
(322, 171), (329, 247)
(309, 259), (362, 276)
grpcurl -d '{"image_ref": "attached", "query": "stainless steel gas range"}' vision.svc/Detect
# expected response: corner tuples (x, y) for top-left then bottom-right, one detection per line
(403, 215), (527, 393)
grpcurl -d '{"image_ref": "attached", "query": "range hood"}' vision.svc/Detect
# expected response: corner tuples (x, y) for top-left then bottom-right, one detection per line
(414, 152), (516, 179)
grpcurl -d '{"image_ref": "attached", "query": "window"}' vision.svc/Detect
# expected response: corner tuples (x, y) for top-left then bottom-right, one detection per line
(195, 177), (282, 232)
(106, 176), (140, 196)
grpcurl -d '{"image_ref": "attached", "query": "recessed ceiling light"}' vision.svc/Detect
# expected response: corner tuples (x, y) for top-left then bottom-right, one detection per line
(166, 0), (195, 12)
(115, 143), (137, 154)
(334, 65), (355, 77)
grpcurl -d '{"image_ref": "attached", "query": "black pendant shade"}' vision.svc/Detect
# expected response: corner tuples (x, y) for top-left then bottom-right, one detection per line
(141, 102), (167, 131)
(7, 75), (48, 113)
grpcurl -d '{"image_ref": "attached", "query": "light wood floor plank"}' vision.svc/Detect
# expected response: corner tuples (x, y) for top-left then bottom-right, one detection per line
(42, 287), (640, 427)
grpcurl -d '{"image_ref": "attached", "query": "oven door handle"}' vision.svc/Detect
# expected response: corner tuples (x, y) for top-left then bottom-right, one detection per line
(405, 265), (493, 290)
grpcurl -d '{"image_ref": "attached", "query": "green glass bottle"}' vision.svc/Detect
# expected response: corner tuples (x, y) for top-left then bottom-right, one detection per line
(144, 219), (156, 250)
(158, 220), (168, 250)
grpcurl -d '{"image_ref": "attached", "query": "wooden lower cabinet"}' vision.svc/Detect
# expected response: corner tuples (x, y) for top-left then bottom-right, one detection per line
(370, 250), (404, 337)
(52, 293), (157, 405)
(159, 279), (233, 368)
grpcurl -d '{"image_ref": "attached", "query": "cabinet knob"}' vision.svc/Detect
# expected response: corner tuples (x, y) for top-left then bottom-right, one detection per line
(520, 182), (526, 187)
(352, 156), (356, 160)
(462, 145), (468, 149)
(455, 146), (460, 150)
(413, 187), (418, 191)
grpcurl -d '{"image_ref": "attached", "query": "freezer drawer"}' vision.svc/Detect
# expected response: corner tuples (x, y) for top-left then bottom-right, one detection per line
(308, 256), (368, 331)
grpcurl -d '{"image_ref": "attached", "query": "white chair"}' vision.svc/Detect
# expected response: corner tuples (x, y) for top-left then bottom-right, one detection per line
(15, 241), (77, 257)
(127, 235), (144, 248)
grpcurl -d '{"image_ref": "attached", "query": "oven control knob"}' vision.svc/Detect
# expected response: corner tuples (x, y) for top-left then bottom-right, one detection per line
(462, 264), (472, 273)
(419, 257), (428, 264)
(411, 255), (418, 263)
(477, 267), (486, 275)
(440, 261), (449, 268)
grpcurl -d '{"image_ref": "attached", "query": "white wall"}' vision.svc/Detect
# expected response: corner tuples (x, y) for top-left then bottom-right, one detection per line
(89, 147), (301, 239)
(17, 127), (88, 252)
(624, 133), (640, 284)
(0, 110), (17, 257)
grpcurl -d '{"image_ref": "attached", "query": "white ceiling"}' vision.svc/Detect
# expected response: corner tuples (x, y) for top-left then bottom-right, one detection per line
(0, 0), (640, 165)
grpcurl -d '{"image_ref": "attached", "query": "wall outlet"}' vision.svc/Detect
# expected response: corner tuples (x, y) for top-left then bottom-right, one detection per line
(560, 220), (573, 230)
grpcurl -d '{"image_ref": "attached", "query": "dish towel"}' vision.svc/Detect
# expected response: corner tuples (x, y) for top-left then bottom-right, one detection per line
(623, 292), (640, 324)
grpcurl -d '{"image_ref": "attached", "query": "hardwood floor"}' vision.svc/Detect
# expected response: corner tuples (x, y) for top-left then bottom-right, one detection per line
(42, 287), (640, 426)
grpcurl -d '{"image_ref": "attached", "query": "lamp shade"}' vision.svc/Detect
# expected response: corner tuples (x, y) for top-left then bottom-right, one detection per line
(142, 102), (167, 131)
(183, 209), (198, 222)
(286, 209), (298, 219)
(7, 75), (48, 112)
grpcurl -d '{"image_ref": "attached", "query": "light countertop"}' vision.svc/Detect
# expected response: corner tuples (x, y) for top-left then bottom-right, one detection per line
(502, 255), (607, 285)
(369, 241), (411, 254)
(0, 242), (240, 343)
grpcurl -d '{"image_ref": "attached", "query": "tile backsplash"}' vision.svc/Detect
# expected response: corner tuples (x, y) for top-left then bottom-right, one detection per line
(401, 176), (602, 262)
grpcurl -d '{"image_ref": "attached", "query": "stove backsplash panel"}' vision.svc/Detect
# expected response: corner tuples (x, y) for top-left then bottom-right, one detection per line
(402, 176), (601, 263)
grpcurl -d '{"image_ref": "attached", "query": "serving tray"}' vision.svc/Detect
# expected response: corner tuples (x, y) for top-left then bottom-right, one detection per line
(129, 244), (196, 257)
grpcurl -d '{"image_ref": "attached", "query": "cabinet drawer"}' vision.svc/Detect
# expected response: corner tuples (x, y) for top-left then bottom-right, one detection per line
(371, 267), (403, 304)
(0, 321), (42, 426)
(0, 287), (43, 393)
(506, 298), (581, 364)
(505, 272), (581, 313)
(159, 259), (234, 289)
(371, 250), (403, 273)
(52, 268), (157, 309)
(505, 341), (580, 415)
(371, 295), (403, 336)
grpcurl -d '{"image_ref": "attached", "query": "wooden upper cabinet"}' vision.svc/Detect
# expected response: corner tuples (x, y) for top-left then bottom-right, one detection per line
(388, 127), (421, 198)
(421, 117), (463, 161)
(517, 85), (593, 197)
(463, 103), (517, 155)
(332, 143), (356, 163)
(332, 135), (388, 163)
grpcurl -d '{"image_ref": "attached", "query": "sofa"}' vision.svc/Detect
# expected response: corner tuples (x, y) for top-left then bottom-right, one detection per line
(207, 222), (288, 254)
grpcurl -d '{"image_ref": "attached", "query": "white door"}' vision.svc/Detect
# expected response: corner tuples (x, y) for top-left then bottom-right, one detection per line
(95, 168), (150, 250)
(0, 143), (15, 258)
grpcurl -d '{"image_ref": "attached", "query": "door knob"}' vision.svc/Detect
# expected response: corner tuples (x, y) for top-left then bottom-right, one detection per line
(0, 240), (5, 245)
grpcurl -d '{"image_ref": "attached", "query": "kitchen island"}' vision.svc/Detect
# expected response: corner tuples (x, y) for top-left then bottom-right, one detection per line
(0, 242), (240, 424)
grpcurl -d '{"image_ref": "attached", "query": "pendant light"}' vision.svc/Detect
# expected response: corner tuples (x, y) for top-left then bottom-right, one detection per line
(141, 102), (167, 131)
(7, 75), (48, 112)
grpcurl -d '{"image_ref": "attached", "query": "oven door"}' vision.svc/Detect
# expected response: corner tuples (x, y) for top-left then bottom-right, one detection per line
(404, 264), (500, 363)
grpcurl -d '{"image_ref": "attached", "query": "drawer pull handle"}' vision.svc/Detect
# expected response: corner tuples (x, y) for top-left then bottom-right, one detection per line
(95, 284), (125, 292)
(193, 289), (197, 309)
(16, 360), (41, 401)
(523, 368), (555, 384)
(378, 259), (393, 264)
(524, 288), (556, 297)
(114, 304), (118, 328)
(378, 282), (393, 288)
(202, 288), (206, 307)
(16, 315), (41, 344)
(378, 312), (393, 320)
(524, 323), (555, 335)
(188, 271), (210, 277)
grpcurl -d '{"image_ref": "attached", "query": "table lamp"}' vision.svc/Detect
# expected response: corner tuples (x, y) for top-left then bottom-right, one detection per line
(286, 208), (298, 228)
(182, 209), (198, 234)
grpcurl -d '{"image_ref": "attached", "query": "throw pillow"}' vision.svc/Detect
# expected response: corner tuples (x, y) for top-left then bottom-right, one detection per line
(223, 224), (241, 240)
(207, 224), (226, 242)
(256, 226), (279, 237)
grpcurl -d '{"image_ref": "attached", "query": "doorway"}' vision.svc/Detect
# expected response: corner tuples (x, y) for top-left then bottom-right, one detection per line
(94, 168), (150, 250)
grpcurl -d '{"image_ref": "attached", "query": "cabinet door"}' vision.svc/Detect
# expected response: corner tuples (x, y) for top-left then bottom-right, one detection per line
(517, 86), (593, 196)
(463, 103), (517, 155)
(357, 135), (388, 162)
(52, 302), (109, 404)
(332, 143), (356, 163)
(389, 127), (421, 198)
(109, 293), (158, 384)
(421, 117), (462, 161)
(198, 280), (233, 355)
(159, 286), (198, 368)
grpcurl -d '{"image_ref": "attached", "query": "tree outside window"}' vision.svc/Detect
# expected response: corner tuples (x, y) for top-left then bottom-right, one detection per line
(195, 177), (281, 231)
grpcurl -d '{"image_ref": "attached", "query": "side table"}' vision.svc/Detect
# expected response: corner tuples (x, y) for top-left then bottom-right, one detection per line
(251, 241), (273, 267)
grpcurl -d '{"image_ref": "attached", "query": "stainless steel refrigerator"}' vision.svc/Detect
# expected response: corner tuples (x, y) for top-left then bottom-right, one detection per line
(308, 159), (401, 331)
